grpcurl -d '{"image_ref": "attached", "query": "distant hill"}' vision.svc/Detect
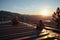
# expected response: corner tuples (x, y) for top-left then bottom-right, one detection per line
(0, 11), (41, 23)
(0, 10), (52, 25)
(0, 11), (22, 21)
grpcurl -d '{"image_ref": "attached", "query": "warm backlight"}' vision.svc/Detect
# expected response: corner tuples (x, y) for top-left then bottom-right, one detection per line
(40, 9), (50, 16)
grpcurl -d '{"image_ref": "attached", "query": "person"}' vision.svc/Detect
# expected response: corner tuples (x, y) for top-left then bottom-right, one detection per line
(12, 17), (19, 25)
(36, 20), (44, 35)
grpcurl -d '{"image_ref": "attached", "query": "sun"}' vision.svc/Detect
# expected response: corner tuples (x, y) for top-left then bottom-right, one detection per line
(40, 9), (50, 16)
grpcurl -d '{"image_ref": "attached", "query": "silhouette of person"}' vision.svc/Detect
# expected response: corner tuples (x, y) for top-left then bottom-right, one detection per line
(36, 20), (44, 35)
(12, 17), (19, 25)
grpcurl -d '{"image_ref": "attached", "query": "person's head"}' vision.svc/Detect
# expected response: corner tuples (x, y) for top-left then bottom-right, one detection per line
(39, 20), (43, 23)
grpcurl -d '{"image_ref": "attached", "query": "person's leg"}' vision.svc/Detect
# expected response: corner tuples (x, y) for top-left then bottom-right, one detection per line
(35, 29), (41, 36)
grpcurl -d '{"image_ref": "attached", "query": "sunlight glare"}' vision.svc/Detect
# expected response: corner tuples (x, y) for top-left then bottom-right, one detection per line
(41, 9), (49, 16)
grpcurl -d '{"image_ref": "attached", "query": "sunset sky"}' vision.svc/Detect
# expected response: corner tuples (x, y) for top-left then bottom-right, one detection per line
(0, 0), (60, 15)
